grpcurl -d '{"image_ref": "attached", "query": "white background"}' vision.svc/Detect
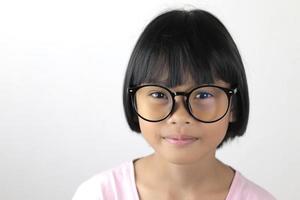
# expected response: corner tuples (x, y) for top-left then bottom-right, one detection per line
(0, 0), (299, 199)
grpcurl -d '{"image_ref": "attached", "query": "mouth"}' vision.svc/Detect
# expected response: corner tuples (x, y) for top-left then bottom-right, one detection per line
(162, 136), (198, 146)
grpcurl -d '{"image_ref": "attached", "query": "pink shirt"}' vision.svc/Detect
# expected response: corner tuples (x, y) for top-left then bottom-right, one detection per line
(72, 160), (276, 200)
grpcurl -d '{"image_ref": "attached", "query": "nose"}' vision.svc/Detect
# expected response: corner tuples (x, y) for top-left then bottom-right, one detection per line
(166, 96), (193, 125)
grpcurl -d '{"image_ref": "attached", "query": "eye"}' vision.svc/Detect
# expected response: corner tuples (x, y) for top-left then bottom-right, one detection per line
(195, 92), (213, 99)
(150, 92), (168, 99)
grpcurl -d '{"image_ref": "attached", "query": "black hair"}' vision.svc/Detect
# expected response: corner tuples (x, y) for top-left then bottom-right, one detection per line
(122, 9), (249, 148)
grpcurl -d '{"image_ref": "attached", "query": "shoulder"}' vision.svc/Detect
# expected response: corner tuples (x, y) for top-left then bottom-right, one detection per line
(227, 170), (277, 200)
(72, 160), (138, 200)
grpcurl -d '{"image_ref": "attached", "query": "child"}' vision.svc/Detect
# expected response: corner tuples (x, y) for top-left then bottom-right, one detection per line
(72, 9), (276, 200)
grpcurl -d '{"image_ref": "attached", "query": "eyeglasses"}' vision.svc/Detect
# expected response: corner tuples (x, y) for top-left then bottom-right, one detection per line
(128, 84), (237, 123)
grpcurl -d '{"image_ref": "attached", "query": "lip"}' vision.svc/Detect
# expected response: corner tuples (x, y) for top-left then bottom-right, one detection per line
(163, 135), (198, 146)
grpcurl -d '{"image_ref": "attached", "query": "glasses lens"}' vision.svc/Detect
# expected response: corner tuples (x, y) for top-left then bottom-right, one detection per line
(189, 86), (229, 122)
(134, 86), (172, 121)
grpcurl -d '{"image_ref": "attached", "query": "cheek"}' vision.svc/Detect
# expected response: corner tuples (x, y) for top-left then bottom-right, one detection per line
(201, 116), (230, 145)
(138, 119), (162, 142)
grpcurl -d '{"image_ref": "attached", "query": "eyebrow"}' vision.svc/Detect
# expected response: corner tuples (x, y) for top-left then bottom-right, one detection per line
(151, 80), (170, 85)
(141, 82), (202, 92)
(141, 80), (169, 86)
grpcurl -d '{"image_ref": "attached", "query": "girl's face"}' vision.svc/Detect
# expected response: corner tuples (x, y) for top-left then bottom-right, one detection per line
(138, 80), (235, 165)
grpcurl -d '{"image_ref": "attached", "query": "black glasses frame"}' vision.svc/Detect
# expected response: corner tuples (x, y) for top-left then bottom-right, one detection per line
(128, 84), (238, 123)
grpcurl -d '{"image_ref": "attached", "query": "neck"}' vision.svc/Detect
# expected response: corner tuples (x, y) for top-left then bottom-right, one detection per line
(147, 151), (228, 191)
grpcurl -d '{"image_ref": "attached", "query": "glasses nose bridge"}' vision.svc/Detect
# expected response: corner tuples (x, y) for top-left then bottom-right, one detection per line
(173, 91), (189, 100)
(172, 91), (190, 108)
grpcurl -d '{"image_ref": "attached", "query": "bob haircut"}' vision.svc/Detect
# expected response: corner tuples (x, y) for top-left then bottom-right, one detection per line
(123, 9), (249, 148)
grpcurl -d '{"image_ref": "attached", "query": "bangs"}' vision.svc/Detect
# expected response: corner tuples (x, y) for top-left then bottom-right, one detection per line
(136, 43), (216, 87)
